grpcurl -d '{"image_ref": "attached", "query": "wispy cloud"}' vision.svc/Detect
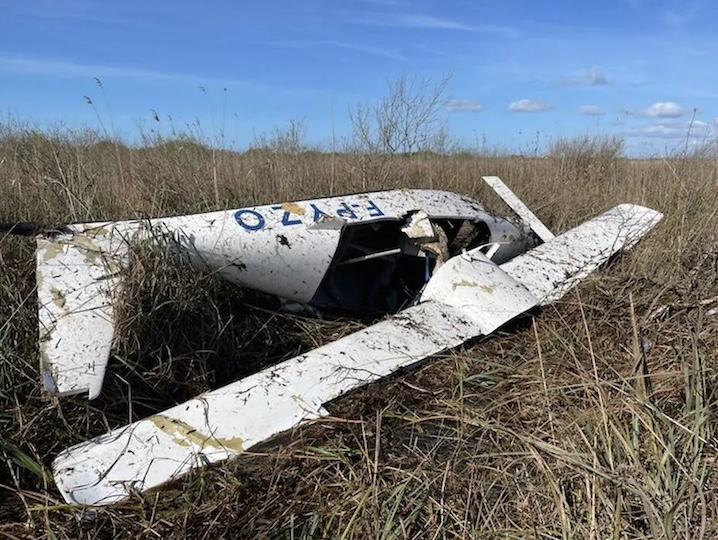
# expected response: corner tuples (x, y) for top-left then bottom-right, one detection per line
(328, 41), (405, 60)
(578, 105), (605, 116)
(352, 13), (518, 37)
(15, 0), (132, 26)
(662, 4), (703, 29)
(444, 98), (483, 113)
(633, 101), (684, 118)
(507, 99), (553, 112)
(557, 66), (612, 86)
(0, 54), (246, 86)
(267, 40), (405, 61)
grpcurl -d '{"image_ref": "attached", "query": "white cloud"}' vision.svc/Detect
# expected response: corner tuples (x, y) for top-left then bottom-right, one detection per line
(635, 102), (684, 118)
(626, 120), (715, 139)
(627, 125), (682, 139)
(578, 105), (604, 116)
(507, 99), (553, 112)
(444, 98), (483, 112)
(559, 66), (611, 86)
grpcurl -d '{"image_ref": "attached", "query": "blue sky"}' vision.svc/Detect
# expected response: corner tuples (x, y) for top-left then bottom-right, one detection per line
(1, 0), (717, 155)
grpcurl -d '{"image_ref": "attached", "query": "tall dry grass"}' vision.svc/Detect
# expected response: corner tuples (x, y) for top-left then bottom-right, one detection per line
(1, 118), (718, 539)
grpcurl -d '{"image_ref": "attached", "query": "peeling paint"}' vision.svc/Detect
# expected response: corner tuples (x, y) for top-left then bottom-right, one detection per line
(41, 242), (65, 262)
(50, 288), (66, 311)
(69, 235), (104, 265)
(81, 225), (111, 237)
(281, 202), (306, 216)
(148, 415), (245, 452)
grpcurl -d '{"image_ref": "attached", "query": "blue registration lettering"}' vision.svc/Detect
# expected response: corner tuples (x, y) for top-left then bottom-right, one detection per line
(336, 202), (358, 219)
(366, 201), (384, 217)
(234, 209), (265, 231)
(310, 203), (327, 221)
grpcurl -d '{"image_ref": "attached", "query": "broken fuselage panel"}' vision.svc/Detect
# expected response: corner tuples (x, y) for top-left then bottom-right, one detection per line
(71, 189), (536, 314)
(168, 189), (538, 315)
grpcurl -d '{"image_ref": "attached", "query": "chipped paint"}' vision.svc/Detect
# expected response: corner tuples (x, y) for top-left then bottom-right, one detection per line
(401, 210), (435, 241)
(69, 235), (104, 265)
(81, 225), (111, 237)
(50, 288), (66, 311)
(148, 415), (245, 452)
(41, 242), (65, 262)
(51, 199), (663, 506)
(34, 189), (515, 403)
(36, 234), (130, 399)
(281, 202), (306, 216)
(501, 204), (663, 305)
(450, 279), (495, 294)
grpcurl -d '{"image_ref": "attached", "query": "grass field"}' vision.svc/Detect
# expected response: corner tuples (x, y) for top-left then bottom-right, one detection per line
(1, 121), (718, 539)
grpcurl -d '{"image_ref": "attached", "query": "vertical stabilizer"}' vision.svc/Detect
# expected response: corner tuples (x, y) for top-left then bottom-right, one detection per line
(37, 227), (130, 399)
(482, 176), (555, 243)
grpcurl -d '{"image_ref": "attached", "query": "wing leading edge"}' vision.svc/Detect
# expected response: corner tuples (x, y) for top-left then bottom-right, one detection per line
(52, 203), (662, 506)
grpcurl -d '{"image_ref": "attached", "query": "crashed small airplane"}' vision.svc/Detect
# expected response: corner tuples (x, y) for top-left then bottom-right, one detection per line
(9, 176), (662, 506)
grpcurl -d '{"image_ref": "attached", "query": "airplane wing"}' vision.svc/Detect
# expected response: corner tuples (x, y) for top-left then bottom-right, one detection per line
(51, 203), (662, 506)
(500, 203), (661, 304)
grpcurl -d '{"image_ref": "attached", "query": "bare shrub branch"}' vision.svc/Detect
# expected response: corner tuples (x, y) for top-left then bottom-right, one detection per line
(350, 71), (453, 154)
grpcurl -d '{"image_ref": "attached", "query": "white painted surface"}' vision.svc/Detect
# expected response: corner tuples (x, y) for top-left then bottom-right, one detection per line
(63, 189), (503, 304)
(420, 248), (538, 334)
(37, 229), (130, 399)
(34, 188), (522, 400)
(40, 187), (663, 506)
(500, 204), (663, 304)
(482, 175), (555, 243)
